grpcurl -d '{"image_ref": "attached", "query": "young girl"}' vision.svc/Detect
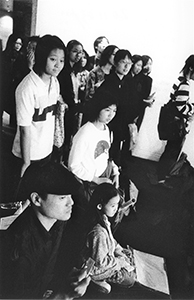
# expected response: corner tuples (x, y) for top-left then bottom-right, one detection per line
(12, 34), (65, 178)
(68, 88), (119, 191)
(81, 183), (136, 294)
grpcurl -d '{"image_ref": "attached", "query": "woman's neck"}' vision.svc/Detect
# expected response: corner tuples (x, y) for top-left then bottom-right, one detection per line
(116, 72), (124, 80)
(101, 63), (112, 75)
(93, 120), (106, 130)
(40, 72), (52, 85)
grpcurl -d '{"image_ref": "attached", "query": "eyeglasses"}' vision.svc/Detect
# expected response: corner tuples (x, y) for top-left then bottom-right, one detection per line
(15, 42), (22, 46)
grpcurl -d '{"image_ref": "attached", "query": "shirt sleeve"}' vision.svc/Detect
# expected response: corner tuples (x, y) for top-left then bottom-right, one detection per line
(68, 127), (95, 181)
(16, 82), (35, 126)
(175, 82), (194, 118)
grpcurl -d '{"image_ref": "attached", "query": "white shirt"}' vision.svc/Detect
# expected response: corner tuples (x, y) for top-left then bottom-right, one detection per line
(12, 70), (60, 160)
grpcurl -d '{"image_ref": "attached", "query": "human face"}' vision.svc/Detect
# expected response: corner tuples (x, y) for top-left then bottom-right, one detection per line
(103, 194), (120, 218)
(14, 38), (22, 51)
(116, 56), (132, 76)
(98, 105), (117, 125)
(80, 53), (87, 68)
(97, 38), (109, 54)
(144, 58), (152, 74)
(40, 194), (74, 222)
(109, 47), (119, 65)
(45, 48), (65, 77)
(132, 60), (143, 75)
(69, 44), (83, 63)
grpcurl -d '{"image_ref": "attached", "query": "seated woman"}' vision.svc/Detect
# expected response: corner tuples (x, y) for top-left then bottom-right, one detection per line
(68, 88), (119, 203)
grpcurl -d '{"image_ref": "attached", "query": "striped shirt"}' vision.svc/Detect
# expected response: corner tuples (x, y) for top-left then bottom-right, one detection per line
(170, 74), (194, 119)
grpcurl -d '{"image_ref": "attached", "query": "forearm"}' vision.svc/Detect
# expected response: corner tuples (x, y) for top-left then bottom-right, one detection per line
(20, 126), (31, 176)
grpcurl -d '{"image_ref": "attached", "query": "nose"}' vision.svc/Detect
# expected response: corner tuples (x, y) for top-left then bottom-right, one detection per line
(67, 195), (74, 206)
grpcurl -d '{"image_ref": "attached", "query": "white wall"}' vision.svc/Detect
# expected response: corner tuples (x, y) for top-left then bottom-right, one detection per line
(35, 0), (194, 163)
(35, 0), (194, 91)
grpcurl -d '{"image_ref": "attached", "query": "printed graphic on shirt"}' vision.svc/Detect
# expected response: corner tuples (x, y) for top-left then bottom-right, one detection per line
(33, 104), (56, 122)
(94, 140), (109, 159)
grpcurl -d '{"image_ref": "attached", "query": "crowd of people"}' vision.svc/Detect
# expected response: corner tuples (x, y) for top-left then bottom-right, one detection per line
(0, 32), (194, 299)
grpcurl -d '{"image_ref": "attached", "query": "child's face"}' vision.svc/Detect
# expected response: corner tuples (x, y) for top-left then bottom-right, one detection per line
(97, 105), (117, 125)
(69, 44), (83, 63)
(45, 48), (65, 77)
(116, 55), (132, 76)
(103, 194), (120, 217)
(132, 60), (143, 75)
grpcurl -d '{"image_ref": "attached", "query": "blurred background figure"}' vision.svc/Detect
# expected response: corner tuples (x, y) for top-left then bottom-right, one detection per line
(88, 36), (109, 71)
(1, 33), (25, 129)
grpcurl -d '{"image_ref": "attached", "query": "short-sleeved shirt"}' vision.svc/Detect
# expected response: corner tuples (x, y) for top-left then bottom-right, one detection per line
(12, 70), (59, 160)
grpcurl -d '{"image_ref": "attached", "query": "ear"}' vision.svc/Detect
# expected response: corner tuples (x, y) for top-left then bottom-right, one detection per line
(30, 192), (42, 207)
(97, 204), (102, 210)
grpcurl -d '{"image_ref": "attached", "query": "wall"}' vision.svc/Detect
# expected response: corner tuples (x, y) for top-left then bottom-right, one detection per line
(35, 0), (194, 96)
(35, 0), (194, 164)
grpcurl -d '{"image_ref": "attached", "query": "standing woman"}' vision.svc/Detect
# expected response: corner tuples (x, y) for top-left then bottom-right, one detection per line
(85, 45), (119, 101)
(1, 33), (25, 128)
(12, 35), (65, 179)
(136, 55), (155, 128)
(58, 40), (83, 156)
(158, 55), (194, 181)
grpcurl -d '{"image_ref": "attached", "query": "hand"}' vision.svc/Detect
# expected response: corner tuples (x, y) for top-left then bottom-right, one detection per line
(92, 176), (112, 185)
(54, 268), (91, 300)
(112, 174), (119, 189)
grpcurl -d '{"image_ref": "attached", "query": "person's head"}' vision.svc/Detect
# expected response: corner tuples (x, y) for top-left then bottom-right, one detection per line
(80, 49), (89, 69)
(26, 36), (40, 68)
(88, 183), (121, 228)
(181, 54), (194, 80)
(114, 49), (132, 76)
(33, 34), (65, 77)
(87, 88), (118, 123)
(14, 37), (23, 52)
(131, 54), (143, 76)
(66, 39), (83, 64)
(99, 45), (119, 67)
(27, 35), (40, 54)
(4, 33), (23, 54)
(142, 55), (153, 75)
(93, 36), (109, 55)
(17, 161), (81, 222)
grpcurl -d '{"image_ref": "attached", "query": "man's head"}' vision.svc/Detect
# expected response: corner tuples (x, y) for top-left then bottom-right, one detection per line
(17, 162), (81, 222)
(93, 36), (109, 54)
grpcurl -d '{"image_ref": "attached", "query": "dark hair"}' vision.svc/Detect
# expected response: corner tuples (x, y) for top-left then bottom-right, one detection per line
(132, 54), (143, 64)
(3, 33), (24, 56)
(33, 34), (66, 76)
(28, 35), (40, 44)
(141, 55), (152, 75)
(93, 36), (109, 53)
(16, 161), (81, 201)
(87, 88), (118, 122)
(84, 183), (120, 231)
(142, 55), (152, 67)
(181, 54), (194, 77)
(66, 39), (83, 74)
(81, 49), (91, 71)
(99, 45), (118, 67)
(114, 49), (132, 65)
